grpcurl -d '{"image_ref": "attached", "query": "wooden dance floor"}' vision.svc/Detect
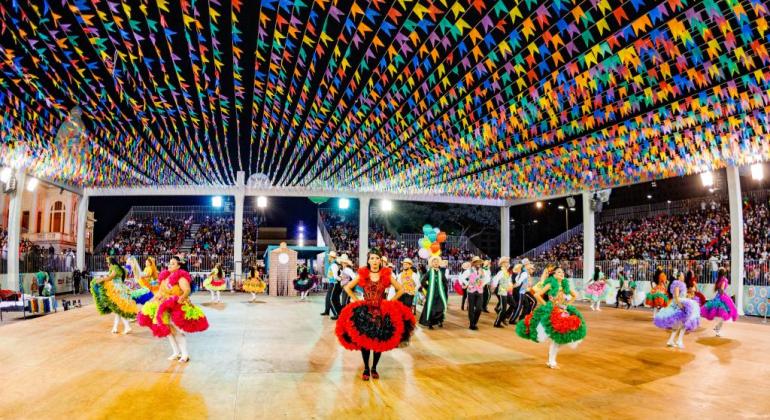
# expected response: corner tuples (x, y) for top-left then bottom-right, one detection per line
(1, 293), (769, 419)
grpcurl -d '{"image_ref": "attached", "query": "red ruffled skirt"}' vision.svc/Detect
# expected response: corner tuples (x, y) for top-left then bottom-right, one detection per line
(335, 300), (416, 352)
(137, 296), (209, 338)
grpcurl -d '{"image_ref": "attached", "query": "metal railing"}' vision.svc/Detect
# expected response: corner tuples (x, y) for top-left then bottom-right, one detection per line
(599, 195), (727, 222)
(84, 253), (235, 273)
(520, 224), (582, 259)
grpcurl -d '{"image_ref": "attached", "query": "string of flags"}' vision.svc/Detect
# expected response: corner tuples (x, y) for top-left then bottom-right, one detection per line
(0, 0), (769, 199)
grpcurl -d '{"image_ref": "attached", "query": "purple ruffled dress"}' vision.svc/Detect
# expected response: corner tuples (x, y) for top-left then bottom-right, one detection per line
(653, 280), (700, 332)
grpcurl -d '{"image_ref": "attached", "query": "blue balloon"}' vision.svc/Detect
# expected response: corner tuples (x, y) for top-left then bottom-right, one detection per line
(422, 224), (433, 235)
(434, 227), (440, 234)
(427, 232), (437, 242)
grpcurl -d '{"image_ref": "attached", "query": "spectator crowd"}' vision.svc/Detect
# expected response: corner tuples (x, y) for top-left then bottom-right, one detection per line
(538, 198), (770, 262)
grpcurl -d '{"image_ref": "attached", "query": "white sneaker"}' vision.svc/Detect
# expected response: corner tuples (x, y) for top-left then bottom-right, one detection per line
(167, 353), (181, 361)
(546, 362), (559, 369)
(111, 329), (118, 334)
(178, 355), (189, 363)
(122, 328), (132, 335)
(666, 340), (675, 347)
(597, 307), (602, 312)
(676, 340), (684, 349)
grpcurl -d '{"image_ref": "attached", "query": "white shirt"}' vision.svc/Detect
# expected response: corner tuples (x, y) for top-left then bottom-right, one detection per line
(515, 271), (530, 294)
(340, 267), (357, 285)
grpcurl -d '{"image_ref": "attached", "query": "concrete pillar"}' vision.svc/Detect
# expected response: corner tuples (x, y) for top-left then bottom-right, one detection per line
(29, 187), (39, 233)
(233, 171), (245, 279)
(500, 206), (510, 258)
(726, 166), (745, 315)
(76, 194), (89, 271)
(358, 197), (370, 267)
(7, 171), (25, 290)
(582, 192), (595, 283)
(234, 193), (244, 279)
(0, 193), (6, 229)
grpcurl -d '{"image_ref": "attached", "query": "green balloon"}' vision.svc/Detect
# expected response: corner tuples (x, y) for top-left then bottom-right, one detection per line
(309, 197), (330, 205)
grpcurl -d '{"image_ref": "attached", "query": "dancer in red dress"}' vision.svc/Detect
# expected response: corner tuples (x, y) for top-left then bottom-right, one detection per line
(335, 251), (416, 381)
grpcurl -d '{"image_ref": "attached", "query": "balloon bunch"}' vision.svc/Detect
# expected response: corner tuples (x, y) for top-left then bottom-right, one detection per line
(417, 224), (447, 260)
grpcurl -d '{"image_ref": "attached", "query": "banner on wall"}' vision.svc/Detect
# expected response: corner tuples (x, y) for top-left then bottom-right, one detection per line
(744, 285), (770, 317)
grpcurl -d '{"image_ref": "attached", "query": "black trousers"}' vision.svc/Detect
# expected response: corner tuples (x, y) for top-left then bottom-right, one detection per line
(467, 292), (483, 328)
(330, 283), (343, 317)
(494, 295), (511, 326)
(399, 294), (414, 308)
(482, 285), (491, 311)
(510, 292), (536, 324)
(461, 291), (468, 310)
(322, 284), (333, 315)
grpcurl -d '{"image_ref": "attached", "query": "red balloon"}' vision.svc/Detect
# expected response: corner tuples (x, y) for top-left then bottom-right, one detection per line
(430, 242), (441, 253)
(437, 232), (447, 243)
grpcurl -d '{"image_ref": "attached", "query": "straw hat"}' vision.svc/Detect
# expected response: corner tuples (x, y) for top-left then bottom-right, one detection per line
(328, 251), (338, 258)
(461, 262), (471, 270)
(401, 258), (414, 267)
(499, 256), (511, 265)
(428, 255), (441, 264)
(470, 256), (482, 265)
(336, 254), (353, 266)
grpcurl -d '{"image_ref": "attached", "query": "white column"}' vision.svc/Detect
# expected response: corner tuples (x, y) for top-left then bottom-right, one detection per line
(29, 187), (39, 233)
(7, 171), (26, 290)
(358, 197), (370, 267)
(233, 171), (245, 279)
(582, 192), (595, 283)
(76, 194), (89, 270)
(500, 206), (510, 258)
(0, 192), (7, 229)
(234, 193), (244, 279)
(726, 166), (745, 315)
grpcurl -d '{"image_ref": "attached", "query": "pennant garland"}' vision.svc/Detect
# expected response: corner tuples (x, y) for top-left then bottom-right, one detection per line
(0, 0), (769, 199)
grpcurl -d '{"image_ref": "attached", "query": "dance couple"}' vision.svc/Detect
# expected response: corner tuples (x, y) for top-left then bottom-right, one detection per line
(335, 251), (415, 380)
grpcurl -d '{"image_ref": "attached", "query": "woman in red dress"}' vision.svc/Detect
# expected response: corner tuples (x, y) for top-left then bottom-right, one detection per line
(335, 251), (416, 381)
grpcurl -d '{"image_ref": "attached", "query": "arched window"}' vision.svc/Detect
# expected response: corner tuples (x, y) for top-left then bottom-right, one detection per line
(49, 201), (66, 233)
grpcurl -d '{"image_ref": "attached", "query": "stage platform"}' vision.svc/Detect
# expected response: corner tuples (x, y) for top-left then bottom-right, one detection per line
(0, 293), (768, 419)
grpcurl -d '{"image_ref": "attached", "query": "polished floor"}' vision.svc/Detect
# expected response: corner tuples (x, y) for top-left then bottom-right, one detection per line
(0, 293), (768, 419)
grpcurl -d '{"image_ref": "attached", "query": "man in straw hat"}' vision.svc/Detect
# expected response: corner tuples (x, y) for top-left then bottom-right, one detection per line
(334, 254), (356, 314)
(458, 256), (490, 330)
(419, 255), (447, 329)
(394, 258), (420, 314)
(321, 251), (340, 317)
(492, 257), (514, 328)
